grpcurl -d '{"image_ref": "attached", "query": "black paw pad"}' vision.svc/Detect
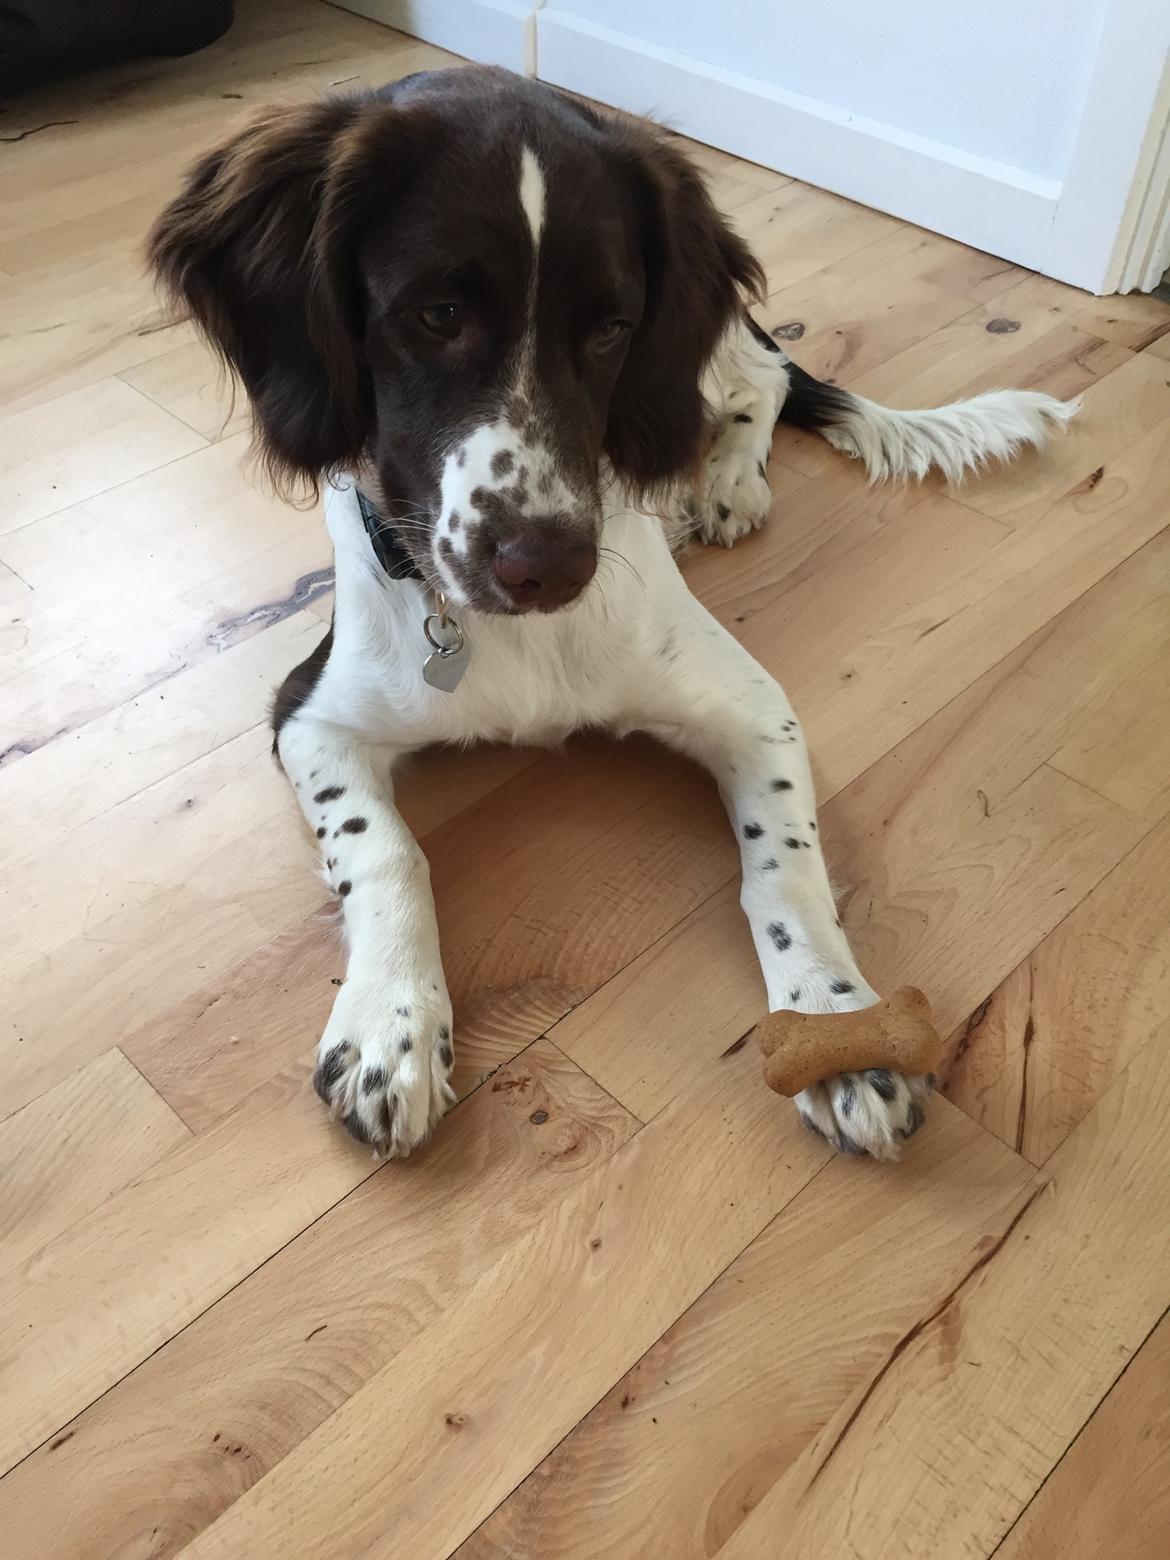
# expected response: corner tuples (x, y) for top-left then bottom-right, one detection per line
(900, 1101), (926, 1140)
(342, 1110), (373, 1146)
(313, 1043), (349, 1101)
(866, 1068), (897, 1102)
(834, 1131), (866, 1156)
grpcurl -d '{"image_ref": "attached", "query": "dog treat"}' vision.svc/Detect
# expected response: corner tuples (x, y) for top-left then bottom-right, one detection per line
(756, 986), (943, 1097)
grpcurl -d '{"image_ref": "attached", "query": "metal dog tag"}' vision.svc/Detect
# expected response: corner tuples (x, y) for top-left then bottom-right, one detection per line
(422, 612), (469, 693)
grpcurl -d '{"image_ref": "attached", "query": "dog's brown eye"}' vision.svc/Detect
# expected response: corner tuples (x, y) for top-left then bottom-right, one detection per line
(416, 303), (462, 338)
(594, 319), (631, 349)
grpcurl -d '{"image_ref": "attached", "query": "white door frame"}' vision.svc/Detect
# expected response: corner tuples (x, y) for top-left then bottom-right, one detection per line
(1041, 0), (1170, 293)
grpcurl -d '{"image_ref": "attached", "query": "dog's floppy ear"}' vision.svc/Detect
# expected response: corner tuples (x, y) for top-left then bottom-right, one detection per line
(604, 129), (765, 491)
(148, 97), (417, 498)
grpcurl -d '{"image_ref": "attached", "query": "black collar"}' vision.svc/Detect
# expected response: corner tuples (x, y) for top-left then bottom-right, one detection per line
(356, 487), (425, 582)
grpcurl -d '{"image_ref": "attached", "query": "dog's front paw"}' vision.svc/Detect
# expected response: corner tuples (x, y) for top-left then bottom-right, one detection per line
(312, 979), (456, 1158)
(796, 1069), (935, 1162)
(695, 450), (773, 548)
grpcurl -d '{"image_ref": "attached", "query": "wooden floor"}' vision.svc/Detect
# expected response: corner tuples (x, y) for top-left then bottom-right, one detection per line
(3, 3), (1170, 1556)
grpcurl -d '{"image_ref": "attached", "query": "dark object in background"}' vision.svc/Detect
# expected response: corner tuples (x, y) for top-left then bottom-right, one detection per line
(0, 1), (234, 95)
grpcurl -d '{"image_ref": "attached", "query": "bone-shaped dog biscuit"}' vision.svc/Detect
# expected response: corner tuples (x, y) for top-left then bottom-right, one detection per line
(756, 986), (943, 1097)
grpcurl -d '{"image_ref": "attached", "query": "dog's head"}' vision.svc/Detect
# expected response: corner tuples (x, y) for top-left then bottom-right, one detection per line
(149, 67), (762, 613)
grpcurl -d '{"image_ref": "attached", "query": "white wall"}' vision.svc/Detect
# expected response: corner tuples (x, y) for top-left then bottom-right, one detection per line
(551, 0), (1108, 182)
(334, 0), (1170, 292)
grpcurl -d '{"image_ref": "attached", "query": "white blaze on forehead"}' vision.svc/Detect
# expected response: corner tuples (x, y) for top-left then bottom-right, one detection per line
(429, 151), (561, 603)
(518, 145), (545, 249)
(513, 147), (546, 445)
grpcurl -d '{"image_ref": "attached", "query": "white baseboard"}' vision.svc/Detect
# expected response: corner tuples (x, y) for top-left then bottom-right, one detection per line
(332, 0), (537, 74)
(537, 10), (1062, 278)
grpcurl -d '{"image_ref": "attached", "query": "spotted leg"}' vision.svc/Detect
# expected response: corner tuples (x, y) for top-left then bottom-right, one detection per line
(637, 592), (932, 1159)
(277, 715), (455, 1156)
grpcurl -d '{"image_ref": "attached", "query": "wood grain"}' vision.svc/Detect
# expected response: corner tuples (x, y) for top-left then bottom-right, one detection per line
(944, 815), (1170, 1166)
(736, 180), (902, 294)
(834, 528), (1170, 1024)
(125, 741), (732, 1127)
(559, 539), (1167, 1122)
(713, 1025), (1170, 1559)
(2, 378), (205, 533)
(460, 1103), (1034, 1560)
(3, 612), (324, 862)
(753, 417), (1170, 800)
(554, 880), (759, 1120)
(0, 1042), (638, 1560)
(994, 1309), (1170, 1560)
(991, 271), (1170, 352)
(1, 730), (537, 1122)
(684, 140), (792, 208)
(1, 432), (309, 601)
(1, 1061), (374, 1472)
(954, 348), (1170, 528)
(0, 1048), (190, 1275)
(120, 340), (249, 442)
(0, 522), (331, 758)
(759, 229), (981, 385)
(178, 1050), (829, 1559)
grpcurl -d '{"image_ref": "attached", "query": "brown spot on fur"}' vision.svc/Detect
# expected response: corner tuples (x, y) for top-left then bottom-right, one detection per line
(271, 628), (333, 748)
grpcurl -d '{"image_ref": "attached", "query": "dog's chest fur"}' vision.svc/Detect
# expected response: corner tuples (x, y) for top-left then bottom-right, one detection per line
(315, 478), (685, 752)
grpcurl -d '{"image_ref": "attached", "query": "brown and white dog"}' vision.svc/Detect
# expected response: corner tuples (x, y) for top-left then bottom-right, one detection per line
(150, 66), (1074, 1161)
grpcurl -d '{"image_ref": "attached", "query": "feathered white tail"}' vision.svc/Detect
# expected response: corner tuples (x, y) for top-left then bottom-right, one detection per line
(776, 353), (1079, 484)
(819, 388), (1079, 483)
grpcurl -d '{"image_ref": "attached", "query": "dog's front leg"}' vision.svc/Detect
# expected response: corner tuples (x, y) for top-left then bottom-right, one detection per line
(691, 314), (788, 547)
(638, 595), (933, 1159)
(278, 715), (455, 1157)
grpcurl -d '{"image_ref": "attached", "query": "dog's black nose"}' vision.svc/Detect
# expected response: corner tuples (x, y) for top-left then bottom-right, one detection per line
(493, 528), (598, 610)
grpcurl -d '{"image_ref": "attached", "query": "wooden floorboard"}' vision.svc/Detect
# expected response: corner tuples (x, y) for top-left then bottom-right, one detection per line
(166, 1055), (831, 1559)
(0, 1042), (638, 1560)
(994, 1308), (1170, 1560)
(1, 1), (1167, 1555)
(713, 1020), (1170, 1560)
(459, 1106), (1033, 1560)
(0, 1047), (191, 1275)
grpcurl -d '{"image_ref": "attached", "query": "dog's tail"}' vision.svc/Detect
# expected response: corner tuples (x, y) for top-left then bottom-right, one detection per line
(777, 359), (1078, 484)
